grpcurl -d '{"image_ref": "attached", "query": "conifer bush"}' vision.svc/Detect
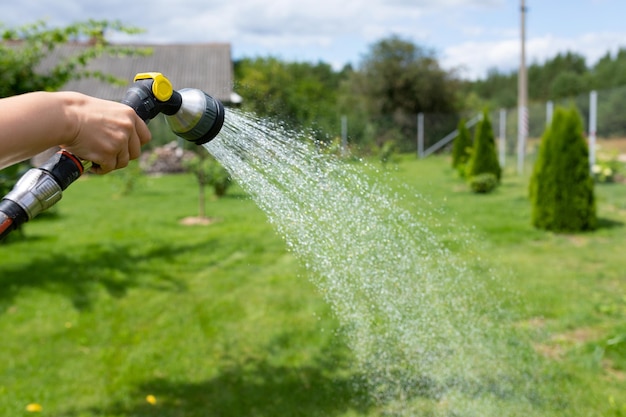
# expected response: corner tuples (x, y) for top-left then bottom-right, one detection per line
(529, 106), (596, 232)
(466, 109), (501, 190)
(451, 118), (472, 176)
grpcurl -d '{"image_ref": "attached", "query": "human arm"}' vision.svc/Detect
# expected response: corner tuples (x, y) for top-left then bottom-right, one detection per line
(0, 91), (152, 174)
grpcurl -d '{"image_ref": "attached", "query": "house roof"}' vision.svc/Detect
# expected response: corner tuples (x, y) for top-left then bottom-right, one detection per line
(40, 42), (241, 105)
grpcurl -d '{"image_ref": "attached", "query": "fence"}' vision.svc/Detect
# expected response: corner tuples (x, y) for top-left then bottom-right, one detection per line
(340, 85), (626, 173)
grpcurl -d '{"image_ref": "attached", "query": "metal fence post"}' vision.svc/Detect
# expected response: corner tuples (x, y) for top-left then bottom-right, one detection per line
(546, 100), (553, 126)
(589, 91), (597, 172)
(499, 108), (506, 167)
(341, 115), (348, 156)
(417, 113), (424, 158)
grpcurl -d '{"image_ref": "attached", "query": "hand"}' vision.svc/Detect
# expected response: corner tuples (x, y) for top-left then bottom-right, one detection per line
(61, 94), (152, 174)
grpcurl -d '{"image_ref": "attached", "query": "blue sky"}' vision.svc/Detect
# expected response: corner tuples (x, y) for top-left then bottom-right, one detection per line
(2, 0), (626, 79)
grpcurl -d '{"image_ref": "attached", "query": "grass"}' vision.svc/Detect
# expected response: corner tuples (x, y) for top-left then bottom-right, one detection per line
(0, 155), (625, 416)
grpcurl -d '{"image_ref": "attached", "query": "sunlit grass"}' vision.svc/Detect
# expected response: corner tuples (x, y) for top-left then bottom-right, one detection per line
(0, 155), (625, 416)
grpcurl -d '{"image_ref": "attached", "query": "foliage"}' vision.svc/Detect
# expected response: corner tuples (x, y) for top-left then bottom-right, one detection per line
(232, 38), (626, 147)
(451, 117), (472, 175)
(529, 106), (596, 232)
(342, 35), (460, 151)
(0, 19), (148, 97)
(465, 109), (501, 182)
(592, 149), (622, 183)
(0, 163), (26, 196)
(378, 140), (399, 167)
(183, 151), (231, 217)
(234, 57), (346, 141)
(110, 160), (143, 196)
(469, 172), (498, 193)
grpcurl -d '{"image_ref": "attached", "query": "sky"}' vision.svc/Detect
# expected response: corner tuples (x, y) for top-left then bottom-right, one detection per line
(2, 0), (626, 80)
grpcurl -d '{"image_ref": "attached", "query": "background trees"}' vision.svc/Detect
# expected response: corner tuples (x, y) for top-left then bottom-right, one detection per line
(6, 20), (626, 156)
(234, 57), (346, 141)
(0, 20), (145, 98)
(233, 37), (626, 154)
(339, 35), (460, 151)
(234, 35), (461, 152)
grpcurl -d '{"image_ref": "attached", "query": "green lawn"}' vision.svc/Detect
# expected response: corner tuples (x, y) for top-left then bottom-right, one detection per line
(1, 156), (625, 416)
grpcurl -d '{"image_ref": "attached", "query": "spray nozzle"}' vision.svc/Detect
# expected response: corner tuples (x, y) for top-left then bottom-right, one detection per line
(122, 72), (225, 145)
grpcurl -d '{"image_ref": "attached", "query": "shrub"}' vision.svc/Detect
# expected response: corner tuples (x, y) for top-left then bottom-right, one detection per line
(184, 152), (231, 198)
(592, 148), (622, 183)
(466, 109), (501, 182)
(183, 151), (232, 219)
(379, 140), (399, 168)
(451, 118), (472, 176)
(529, 106), (596, 232)
(469, 173), (498, 194)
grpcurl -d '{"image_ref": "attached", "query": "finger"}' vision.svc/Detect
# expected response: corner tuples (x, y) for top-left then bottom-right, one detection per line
(116, 148), (130, 170)
(90, 163), (105, 175)
(128, 131), (142, 161)
(135, 116), (152, 146)
(94, 158), (115, 175)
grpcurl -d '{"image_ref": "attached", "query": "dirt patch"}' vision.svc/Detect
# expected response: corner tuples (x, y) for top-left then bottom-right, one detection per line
(179, 216), (218, 226)
(597, 138), (626, 154)
(533, 326), (604, 361)
(515, 316), (547, 330)
(603, 359), (626, 381)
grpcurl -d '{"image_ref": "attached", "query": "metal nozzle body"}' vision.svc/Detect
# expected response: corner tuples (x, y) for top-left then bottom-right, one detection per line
(3, 168), (63, 220)
(165, 88), (225, 145)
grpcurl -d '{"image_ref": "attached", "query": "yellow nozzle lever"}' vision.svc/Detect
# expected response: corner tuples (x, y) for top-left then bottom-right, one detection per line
(133, 72), (173, 102)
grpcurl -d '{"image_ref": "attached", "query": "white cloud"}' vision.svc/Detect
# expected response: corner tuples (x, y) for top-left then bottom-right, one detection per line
(3, 0), (626, 79)
(442, 31), (626, 80)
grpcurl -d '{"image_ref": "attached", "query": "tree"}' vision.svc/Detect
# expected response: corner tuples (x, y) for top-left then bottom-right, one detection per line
(549, 70), (589, 98)
(529, 106), (596, 232)
(451, 118), (472, 175)
(464, 68), (517, 110)
(466, 109), (501, 182)
(234, 57), (345, 140)
(528, 51), (588, 101)
(0, 20), (146, 97)
(342, 35), (460, 150)
(183, 151), (231, 219)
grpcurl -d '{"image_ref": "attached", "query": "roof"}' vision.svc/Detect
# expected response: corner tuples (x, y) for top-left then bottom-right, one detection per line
(38, 43), (241, 105)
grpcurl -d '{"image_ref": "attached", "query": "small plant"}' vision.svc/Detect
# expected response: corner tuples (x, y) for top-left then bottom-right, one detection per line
(183, 151), (231, 218)
(592, 149), (622, 183)
(112, 160), (143, 196)
(379, 140), (398, 168)
(451, 118), (472, 177)
(469, 173), (498, 194)
(609, 395), (626, 416)
(466, 109), (501, 182)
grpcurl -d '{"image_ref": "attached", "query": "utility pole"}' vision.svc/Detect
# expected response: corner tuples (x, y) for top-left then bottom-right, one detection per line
(517, 0), (528, 175)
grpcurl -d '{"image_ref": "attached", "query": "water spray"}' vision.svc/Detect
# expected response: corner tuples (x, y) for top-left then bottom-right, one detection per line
(0, 72), (224, 240)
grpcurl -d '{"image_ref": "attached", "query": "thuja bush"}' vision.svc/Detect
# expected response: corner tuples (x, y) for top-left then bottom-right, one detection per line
(451, 118), (472, 176)
(529, 106), (596, 232)
(466, 109), (501, 194)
